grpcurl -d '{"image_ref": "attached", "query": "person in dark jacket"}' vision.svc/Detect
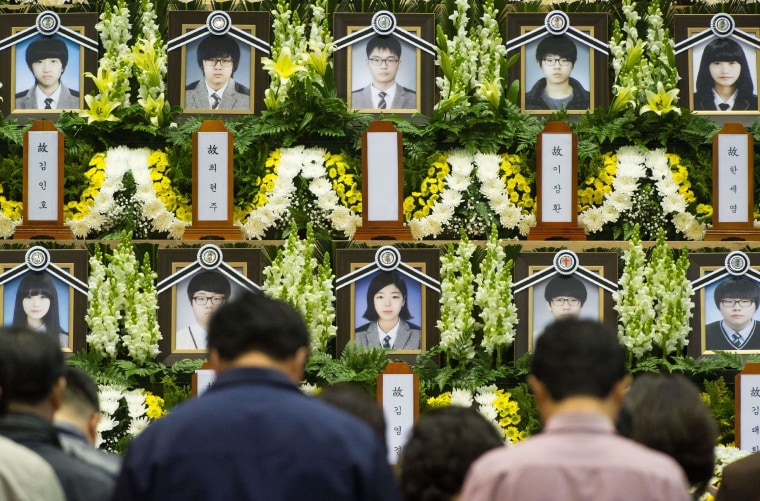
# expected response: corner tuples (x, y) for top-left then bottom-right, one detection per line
(525, 35), (590, 111)
(0, 326), (114, 501)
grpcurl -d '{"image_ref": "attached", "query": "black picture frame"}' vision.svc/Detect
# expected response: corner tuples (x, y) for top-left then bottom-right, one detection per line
(0, 13), (98, 121)
(167, 11), (270, 116)
(333, 13), (435, 117)
(336, 248), (439, 364)
(157, 247), (262, 363)
(513, 252), (618, 358)
(506, 13), (609, 114)
(687, 252), (760, 356)
(674, 14), (760, 115)
(0, 248), (88, 354)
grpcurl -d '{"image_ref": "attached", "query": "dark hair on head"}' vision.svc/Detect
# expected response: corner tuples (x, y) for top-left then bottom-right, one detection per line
(535, 35), (577, 63)
(362, 271), (413, 321)
(25, 36), (69, 70)
(366, 35), (402, 59)
(531, 318), (627, 400)
(186, 270), (232, 302)
(0, 326), (64, 414)
(398, 406), (503, 501)
(696, 38), (754, 98)
(618, 373), (718, 497)
(316, 383), (386, 446)
(61, 366), (100, 414)
(713, 276), (760, 308)
(207, 291), (310, 362)
(196, 34), (241, 72)
(12, 271), (65, 335)
(544, 275), (587, 304)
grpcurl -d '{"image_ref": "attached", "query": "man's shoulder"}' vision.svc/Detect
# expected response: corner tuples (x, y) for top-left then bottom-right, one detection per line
(233, 81), (250, 95)
(398, 85), (416, 95)
(352, 85), (370, 95)
(15, 89), (30, 99)
(185, 80), (201, 91)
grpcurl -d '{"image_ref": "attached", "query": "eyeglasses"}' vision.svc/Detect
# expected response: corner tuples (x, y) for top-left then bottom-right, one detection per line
(550, 297), (581, 306)
(203, 58), (234, 68)
(720, 299), (755, 308)
(542, 57), (572, 67)
(192, 295), (226, 305)
(368, 57), (399, 67)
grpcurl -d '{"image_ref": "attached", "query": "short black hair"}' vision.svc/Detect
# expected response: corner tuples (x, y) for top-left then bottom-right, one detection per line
(362, 271), (413, 321)
(713, 277), (760, 308)
(207, 291), (310, 362)
(61, 366), (100, 414)
(196, 34), (241, 73)
(0, 326), (64, 414)
(25, 36), (69, 70)
(619, 373), (718, 497)
(531, 318), (627, 400)
(535, 35), (577, 64)
(696, 37), (754, 99)
(316, 383), (386, 443)
(186, 270), (231, 302)
(366, 35), (401, 59)
(398, 406), (503, 500)
(544, 275), (587, 304)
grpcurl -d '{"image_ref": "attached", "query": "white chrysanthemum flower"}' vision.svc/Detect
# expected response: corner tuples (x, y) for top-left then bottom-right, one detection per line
(450, 388), (473, 407)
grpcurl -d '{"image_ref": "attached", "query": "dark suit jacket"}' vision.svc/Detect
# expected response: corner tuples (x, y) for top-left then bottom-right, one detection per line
(705, 320), (760, 351)
(694, 90), (758, 111)
(184, 78), (250, 111)
(716, 452), (760, 501)
(15, 83), (80, 110)
(355, 319), (421, 350)
(351, 84), (416, 110)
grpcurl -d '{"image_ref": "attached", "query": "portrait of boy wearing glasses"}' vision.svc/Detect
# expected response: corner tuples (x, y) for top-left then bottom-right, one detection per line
(184, 34), (250, 111)
(351, 35), (416, 110)
(175, 271), (232, 350)
(525, 35), (590, 111)
(706, 277), (760, 351)
(531, 275), (597, 347)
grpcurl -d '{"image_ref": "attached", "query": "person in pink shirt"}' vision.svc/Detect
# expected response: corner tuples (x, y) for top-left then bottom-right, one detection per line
(460, 319), (691, 501)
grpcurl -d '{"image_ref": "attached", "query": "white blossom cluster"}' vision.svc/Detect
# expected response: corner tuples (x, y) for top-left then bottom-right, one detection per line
(97, 385), (150, 450)
(436, 0), (504, 109)
(578, 146), (705, 240)
(86, 235), (161, 365)
(645, 231), (693, 356)
(613, 228), (655, 359)
(132, 0), (167, 126)
(408, 151), (535, 240)
(262, 225), (336, 354)
(264, 0), (308, 108)
(475, 226), (518, 357)
(66, 147), (189, 239)
(305, 0), (334, 85)
(94, 0), (133, 109)
(437, 234), (477, 362)
(239, 146), (360, 239)
(448, 385), (508, 443)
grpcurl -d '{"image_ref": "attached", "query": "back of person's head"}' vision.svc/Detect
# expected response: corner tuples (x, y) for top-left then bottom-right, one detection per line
(207, 291), (310, 362)
(366, 35), (402, 59)
(316, 383), (386, 442)
(26, 36), (69, 70)
(186, 270), (232, 301)
(398, 406), (504, 501)
(531, 318), (627, 400)
(60, 366), (100, 415)
(0, 326), (64, 414)
(544, 275), (587, 303)
(536, 35), (577, 63)
(713, 277), (760, 307)
(196, 34), (241, 71)
(619, 373), (718, 496)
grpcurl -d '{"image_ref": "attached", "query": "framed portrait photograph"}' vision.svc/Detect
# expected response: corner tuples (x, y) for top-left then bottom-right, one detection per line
(167, 11), (270, 116)
(0, 249), (88, 353)
(333, 13), (435, 117)
(506, 13), (609, 114)
(336, 248), (440, 364)
(0, 13), (98, 120)
(674, 15), (760, 115)
(157, 247), (262, 363)
(687, 253), (760, 356)
(513, 252), (618, 358)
